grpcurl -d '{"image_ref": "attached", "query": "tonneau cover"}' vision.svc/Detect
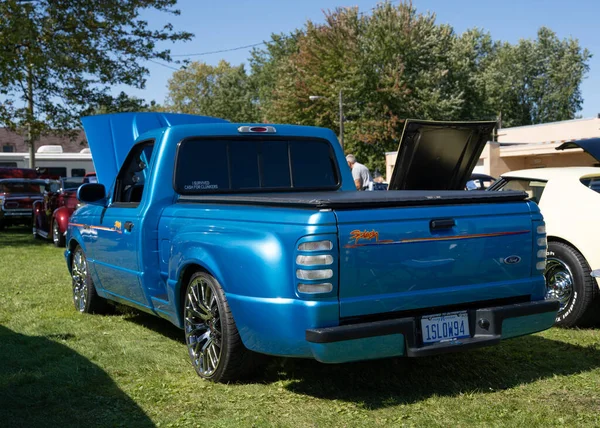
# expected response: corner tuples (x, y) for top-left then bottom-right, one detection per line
(178, 190), (527, 209)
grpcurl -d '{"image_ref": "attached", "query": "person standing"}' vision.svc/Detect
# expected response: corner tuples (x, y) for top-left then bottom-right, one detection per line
(346, 154), (372, 190)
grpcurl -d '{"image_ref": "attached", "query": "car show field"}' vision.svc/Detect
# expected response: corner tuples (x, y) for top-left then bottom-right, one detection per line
(1, 228), (599, 427)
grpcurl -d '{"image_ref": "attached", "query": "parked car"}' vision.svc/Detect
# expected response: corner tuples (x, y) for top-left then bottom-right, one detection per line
(66, 113), (557, 382)
(489, 138), (600, 327)
(83, 172), (97, 183)
(466, 173), (496, 190)
(0, 179), (49, 230)
(33, 177), (85, 246)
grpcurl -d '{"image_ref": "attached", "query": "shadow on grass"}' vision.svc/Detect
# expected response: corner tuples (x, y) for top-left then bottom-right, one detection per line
(0, 326), (154, 427)
(121, 309), (600, 409)
(121, 310), (185, 344)
(272, 334), (600, 408)
(0, 226), (50, 247)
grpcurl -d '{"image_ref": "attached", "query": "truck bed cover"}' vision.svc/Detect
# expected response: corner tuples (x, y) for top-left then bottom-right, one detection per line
(178, 190), (527, 209)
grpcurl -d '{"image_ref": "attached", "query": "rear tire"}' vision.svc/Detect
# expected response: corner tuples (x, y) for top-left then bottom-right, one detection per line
(545, 241), (600, 327)
(71, 245), (108, 314)
(183, 271), (262, 382)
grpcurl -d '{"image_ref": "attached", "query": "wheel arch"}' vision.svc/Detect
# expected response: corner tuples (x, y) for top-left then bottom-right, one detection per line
(52, 206), (71, 234)
(547, 235), (586, 259)
(66, 237), (85, 274)
(173, 260), (223, 328)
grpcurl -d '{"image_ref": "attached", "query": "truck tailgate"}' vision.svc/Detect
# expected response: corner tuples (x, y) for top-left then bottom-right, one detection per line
(336, 201), (540, 319)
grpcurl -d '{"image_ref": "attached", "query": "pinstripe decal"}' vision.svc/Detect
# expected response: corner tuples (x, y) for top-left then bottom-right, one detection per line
(68, 222), (123, 234)
(344, 230), (530, 248)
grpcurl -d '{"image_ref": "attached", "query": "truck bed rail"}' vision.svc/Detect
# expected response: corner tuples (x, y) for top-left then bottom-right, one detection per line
(177, 190), (527, 209)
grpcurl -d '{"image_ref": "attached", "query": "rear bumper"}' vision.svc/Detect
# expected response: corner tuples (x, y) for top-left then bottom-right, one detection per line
(305, 300), (559, 362)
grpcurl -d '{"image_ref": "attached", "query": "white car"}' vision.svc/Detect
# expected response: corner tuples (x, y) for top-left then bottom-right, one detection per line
(489, 140), (600, 327)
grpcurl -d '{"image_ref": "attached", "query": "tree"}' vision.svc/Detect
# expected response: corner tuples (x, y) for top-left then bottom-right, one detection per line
(248, 31), (301, 120)
(164, 60), (259, 122)
(482, 27), (591, 128)
(250, 2), (590, 172)
(87, 92), (153, 115)
(0, 0), (192, 167)
(253, 3), (470, 171)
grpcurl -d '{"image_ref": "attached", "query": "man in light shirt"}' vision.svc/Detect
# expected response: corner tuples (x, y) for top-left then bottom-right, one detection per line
(346, 154), (372, 191)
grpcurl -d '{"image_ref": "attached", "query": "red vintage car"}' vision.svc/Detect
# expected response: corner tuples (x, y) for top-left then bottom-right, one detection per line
(0, 179), (51, 230)
(33, 177), (85, 246)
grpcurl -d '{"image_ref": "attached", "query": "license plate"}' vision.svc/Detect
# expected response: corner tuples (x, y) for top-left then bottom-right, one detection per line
(421, 311), (470, 344)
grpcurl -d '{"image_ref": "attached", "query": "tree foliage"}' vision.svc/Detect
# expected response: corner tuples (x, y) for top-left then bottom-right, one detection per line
(0, 0), (192, 163)
(159, 2), (590, 172)
(246, 3), (590, 171)
(163, 60), (259, 122)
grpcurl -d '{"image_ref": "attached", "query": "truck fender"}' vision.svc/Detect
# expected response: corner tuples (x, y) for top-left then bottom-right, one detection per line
(66, 229), (88, 274)
(53, 206), (71, 235)
(169, 246), (228, 328)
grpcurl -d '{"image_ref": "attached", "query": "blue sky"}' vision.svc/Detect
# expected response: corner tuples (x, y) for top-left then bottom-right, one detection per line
(130, 0), (600, 118)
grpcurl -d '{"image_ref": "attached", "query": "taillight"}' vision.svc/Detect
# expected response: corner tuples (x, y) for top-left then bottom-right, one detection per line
(295, 238), (337, 295)
(534, 221), (547, 272)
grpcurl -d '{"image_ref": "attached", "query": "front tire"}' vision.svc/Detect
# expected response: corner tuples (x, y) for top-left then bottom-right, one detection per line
(52, 219), (65, 247)
(71, 245), (107, 314)
(184, 271), (260, 382)
(545, 241), (600, 327)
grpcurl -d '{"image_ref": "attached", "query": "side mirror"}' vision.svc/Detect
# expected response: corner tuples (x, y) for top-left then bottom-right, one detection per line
(78, 183), (107, 206)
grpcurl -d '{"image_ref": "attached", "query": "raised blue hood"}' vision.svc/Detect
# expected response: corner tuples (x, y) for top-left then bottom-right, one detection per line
(81, 112), (229, 185)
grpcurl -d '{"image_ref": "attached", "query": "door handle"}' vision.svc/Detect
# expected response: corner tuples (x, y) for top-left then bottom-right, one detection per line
(430, 218), (455, 230)
(124, 221), (134, 232)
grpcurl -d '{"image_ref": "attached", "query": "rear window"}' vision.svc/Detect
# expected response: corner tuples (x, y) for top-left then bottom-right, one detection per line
(580, 176), (600, 193)
(174, 139), (340, 194)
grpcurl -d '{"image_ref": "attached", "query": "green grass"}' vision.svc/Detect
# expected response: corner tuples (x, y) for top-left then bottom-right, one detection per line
(1, 228), (600, 427)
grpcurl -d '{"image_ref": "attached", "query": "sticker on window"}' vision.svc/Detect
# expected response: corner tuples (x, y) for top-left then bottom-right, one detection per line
(184, 181), (218, 191)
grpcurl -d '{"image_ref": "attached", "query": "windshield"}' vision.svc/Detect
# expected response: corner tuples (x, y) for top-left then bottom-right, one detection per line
(0, 181), (43, 195)
(174, 139), (340, 194)
(491, 178), (547, 204)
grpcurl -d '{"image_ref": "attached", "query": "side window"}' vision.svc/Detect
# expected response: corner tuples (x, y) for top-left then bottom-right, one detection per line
(71, 168), (86, 177)
(580, 177), (600, 194)
(498, 179), (547, 204)
(113, 141), (155, 206)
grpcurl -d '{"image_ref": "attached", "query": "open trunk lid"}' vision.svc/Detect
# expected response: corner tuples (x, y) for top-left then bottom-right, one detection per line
(335, 200), (539, 319)
(556, 138), (600, 162)
(388, 120), (496, 190)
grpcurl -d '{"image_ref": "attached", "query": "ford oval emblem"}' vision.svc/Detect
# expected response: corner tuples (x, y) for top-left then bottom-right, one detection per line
(504, 255), (521, 265)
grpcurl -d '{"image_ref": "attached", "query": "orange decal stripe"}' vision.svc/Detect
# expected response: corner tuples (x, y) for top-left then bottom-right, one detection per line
(68, 223), (122, 234)
(344, 230), (530, 248)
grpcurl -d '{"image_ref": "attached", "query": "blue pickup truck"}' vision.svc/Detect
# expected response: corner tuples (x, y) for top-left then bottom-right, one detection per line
(66, 113), (558, 382)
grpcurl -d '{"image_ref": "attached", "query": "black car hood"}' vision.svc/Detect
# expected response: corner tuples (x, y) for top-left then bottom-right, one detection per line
(388, 120), (496, 190)
(556, 138), (600, 162)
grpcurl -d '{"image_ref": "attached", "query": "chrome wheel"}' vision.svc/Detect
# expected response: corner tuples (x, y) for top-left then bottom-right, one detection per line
(545, 257), (574, 311)
(71, 248), (88, 312)
(52, 221), (60, 246)
(185, 276), (222, 378)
